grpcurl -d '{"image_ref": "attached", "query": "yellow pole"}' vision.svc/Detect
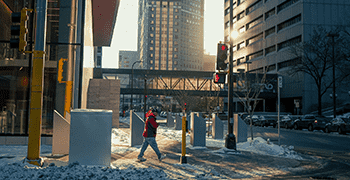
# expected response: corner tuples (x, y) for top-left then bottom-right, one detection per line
(180, 116), (187, 163)
(64, 81), (73, 117)
(27, 50), (45, 166)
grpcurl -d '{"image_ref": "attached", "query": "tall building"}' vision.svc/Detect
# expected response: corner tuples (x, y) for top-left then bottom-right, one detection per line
(224, 0), (350, 114)
(138, 0), (204, 71)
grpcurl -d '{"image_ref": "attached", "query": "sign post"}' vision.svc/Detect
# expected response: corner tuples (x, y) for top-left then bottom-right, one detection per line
(278, 76), (282, 146)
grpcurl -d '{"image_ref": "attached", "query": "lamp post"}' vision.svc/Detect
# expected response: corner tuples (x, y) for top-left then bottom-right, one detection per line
(130, 60), (141, 110)
(326, 33), (339, 118)
(225, 0), (236, 150)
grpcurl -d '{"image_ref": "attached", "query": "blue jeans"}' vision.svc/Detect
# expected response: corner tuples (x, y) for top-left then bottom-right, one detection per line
(138, 137), (161, 159)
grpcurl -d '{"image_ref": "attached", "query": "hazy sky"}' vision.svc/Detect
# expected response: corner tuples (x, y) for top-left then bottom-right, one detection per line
(102, 0), (224, 68)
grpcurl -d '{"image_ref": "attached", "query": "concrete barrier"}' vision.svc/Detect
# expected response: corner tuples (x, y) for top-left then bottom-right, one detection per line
(69, 109), (113, 166)
(234, 114), (248, 143)
(52, 110), (70, 155)
(190, 112), (206, 147)
(174, 115), (182, 130)
(130, 110), (145, 147)
(212, 114), (223, 139)
(167, 112), (174, 128)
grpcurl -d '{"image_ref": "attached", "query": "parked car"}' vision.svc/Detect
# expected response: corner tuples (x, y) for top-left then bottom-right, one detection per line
(159, 111), (167, 118)
(293, 114), (332, 131)
(244, 115), (259, 125)
(256, 115), (277, 127)
(280, 115), (301, 129)
(325, 117), (350, 134)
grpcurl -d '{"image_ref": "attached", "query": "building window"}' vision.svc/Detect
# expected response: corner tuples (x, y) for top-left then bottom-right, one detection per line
(175, 22), (179, 26)
(246, 0), (262, 15)
(150, 40), (154, 44)
(175, 9), (179, 12)
(265, 45), (276, 55)
(150, 54), (154, 58)
(265, 8), (275, 20)
(266, 64), (276, 72)
(277, 14), (301, 32)
(174, 54), (178, 58)
(237, 41), (245, 50)
(278, 57), (301, 69)
(150, 47), (154, 51)
(238, 0), (246, 6)
(277, 35), (302, 51)
(151, 20), (154, 24)
(225, 21), (229, 29)
(124, 61), (129, 63)
(236, 57), (244, 65)
(277, 0), (300, 13)
(247, 50), (263, 61)
(151, 14), (155, 18)
(237, 10), (245, 20)
(124, 65), (129, 67)
(265, 26), (275, 38)
(175, 15), (178, 19)
(239, 26), (245, 33)
(247, 32), (263, 46)
(150, 33), (154, 37)
(225, 7), (230, 16)
(246, 15), (263, 30)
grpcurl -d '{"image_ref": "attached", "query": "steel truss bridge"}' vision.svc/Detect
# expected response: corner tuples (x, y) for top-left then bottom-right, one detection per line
(100, 68), (277, 99)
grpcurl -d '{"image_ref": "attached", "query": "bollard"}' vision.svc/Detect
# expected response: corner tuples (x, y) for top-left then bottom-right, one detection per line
(180, 116), (187, 164)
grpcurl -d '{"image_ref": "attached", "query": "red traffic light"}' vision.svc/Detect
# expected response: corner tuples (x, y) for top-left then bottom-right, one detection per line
(221, 45), (226, 51)
(184, 103), (187, 106)
(214, 73), (226, 84)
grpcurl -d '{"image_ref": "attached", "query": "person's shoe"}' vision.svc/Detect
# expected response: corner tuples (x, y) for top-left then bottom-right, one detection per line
(137, 157), (146, 162)
(158, 154), (166, 161)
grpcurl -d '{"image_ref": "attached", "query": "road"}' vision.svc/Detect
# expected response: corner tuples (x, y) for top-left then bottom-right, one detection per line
(248, 126), (350, 179)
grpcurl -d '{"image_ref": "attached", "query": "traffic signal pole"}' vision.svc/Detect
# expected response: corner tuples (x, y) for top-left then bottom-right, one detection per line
(225, 0), (236, 150)
(27, 0), (48, 166)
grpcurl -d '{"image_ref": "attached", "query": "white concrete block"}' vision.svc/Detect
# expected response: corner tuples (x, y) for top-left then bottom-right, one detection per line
(69, 109), (113, 166)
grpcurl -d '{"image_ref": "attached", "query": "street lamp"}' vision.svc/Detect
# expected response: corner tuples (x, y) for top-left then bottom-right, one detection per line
(130, 60), (141, 110)
(225, 0), (237, 150)
(326, 33), (339, 118)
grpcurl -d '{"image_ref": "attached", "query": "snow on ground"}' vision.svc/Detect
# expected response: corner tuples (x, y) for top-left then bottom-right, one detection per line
(0, 115), (303, 179)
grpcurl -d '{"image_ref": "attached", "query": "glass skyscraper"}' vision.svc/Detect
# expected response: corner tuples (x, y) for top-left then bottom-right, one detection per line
(138, 0), (204, 71)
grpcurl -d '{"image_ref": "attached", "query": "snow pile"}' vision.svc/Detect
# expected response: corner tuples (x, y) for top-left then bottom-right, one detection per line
(237, 137), (303, 160)
(0, 162), (168, 180)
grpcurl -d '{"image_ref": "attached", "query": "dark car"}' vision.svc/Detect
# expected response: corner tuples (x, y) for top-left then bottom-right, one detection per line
(325, 117), (350, 134)
(280, 115), (302, 129)
(256, 115), (277, 127)
(293, 114), (331, 131)
(244, 115), (259, 125)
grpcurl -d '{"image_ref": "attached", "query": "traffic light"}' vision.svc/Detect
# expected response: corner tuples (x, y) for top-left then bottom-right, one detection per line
(213, 73), (226, 84)
(184, 103), (187, 111)
(216, 43), (228, 70)
(10, 8), (31, 52)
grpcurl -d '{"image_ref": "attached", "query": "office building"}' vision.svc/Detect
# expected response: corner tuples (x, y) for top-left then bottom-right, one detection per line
(224, 0), (350, 114)
(138, 0), (204, 71)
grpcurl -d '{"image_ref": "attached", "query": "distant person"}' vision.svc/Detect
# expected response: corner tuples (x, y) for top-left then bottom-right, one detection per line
(137, 109), (165, 162)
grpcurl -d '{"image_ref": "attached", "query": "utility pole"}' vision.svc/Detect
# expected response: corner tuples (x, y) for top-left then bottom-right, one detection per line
(225, 0), (236, 150)
(326, 33), (339, 118)
(27, 0), (48, 166)
(131, 61), (141, 110)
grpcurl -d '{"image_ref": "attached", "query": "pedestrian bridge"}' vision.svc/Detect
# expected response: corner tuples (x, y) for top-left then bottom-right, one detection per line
(97, 68), (277, 99)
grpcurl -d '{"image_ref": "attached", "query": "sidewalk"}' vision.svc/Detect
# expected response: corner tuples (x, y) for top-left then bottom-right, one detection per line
(109, 127), (322, 179)
(43, 125), (322, 179)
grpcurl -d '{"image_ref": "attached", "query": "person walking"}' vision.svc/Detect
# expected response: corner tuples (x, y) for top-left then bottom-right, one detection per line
(137, 108), (165, 162)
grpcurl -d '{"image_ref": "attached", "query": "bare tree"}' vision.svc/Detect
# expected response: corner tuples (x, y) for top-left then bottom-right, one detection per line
(234, 69), (269, 140)
(288, 26), (350, 115)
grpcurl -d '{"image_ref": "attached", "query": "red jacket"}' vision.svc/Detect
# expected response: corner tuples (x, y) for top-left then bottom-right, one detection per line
(142, 113), (158, 137)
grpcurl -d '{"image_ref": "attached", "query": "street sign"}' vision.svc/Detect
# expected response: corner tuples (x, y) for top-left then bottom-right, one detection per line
(278, 76), (282, 88)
